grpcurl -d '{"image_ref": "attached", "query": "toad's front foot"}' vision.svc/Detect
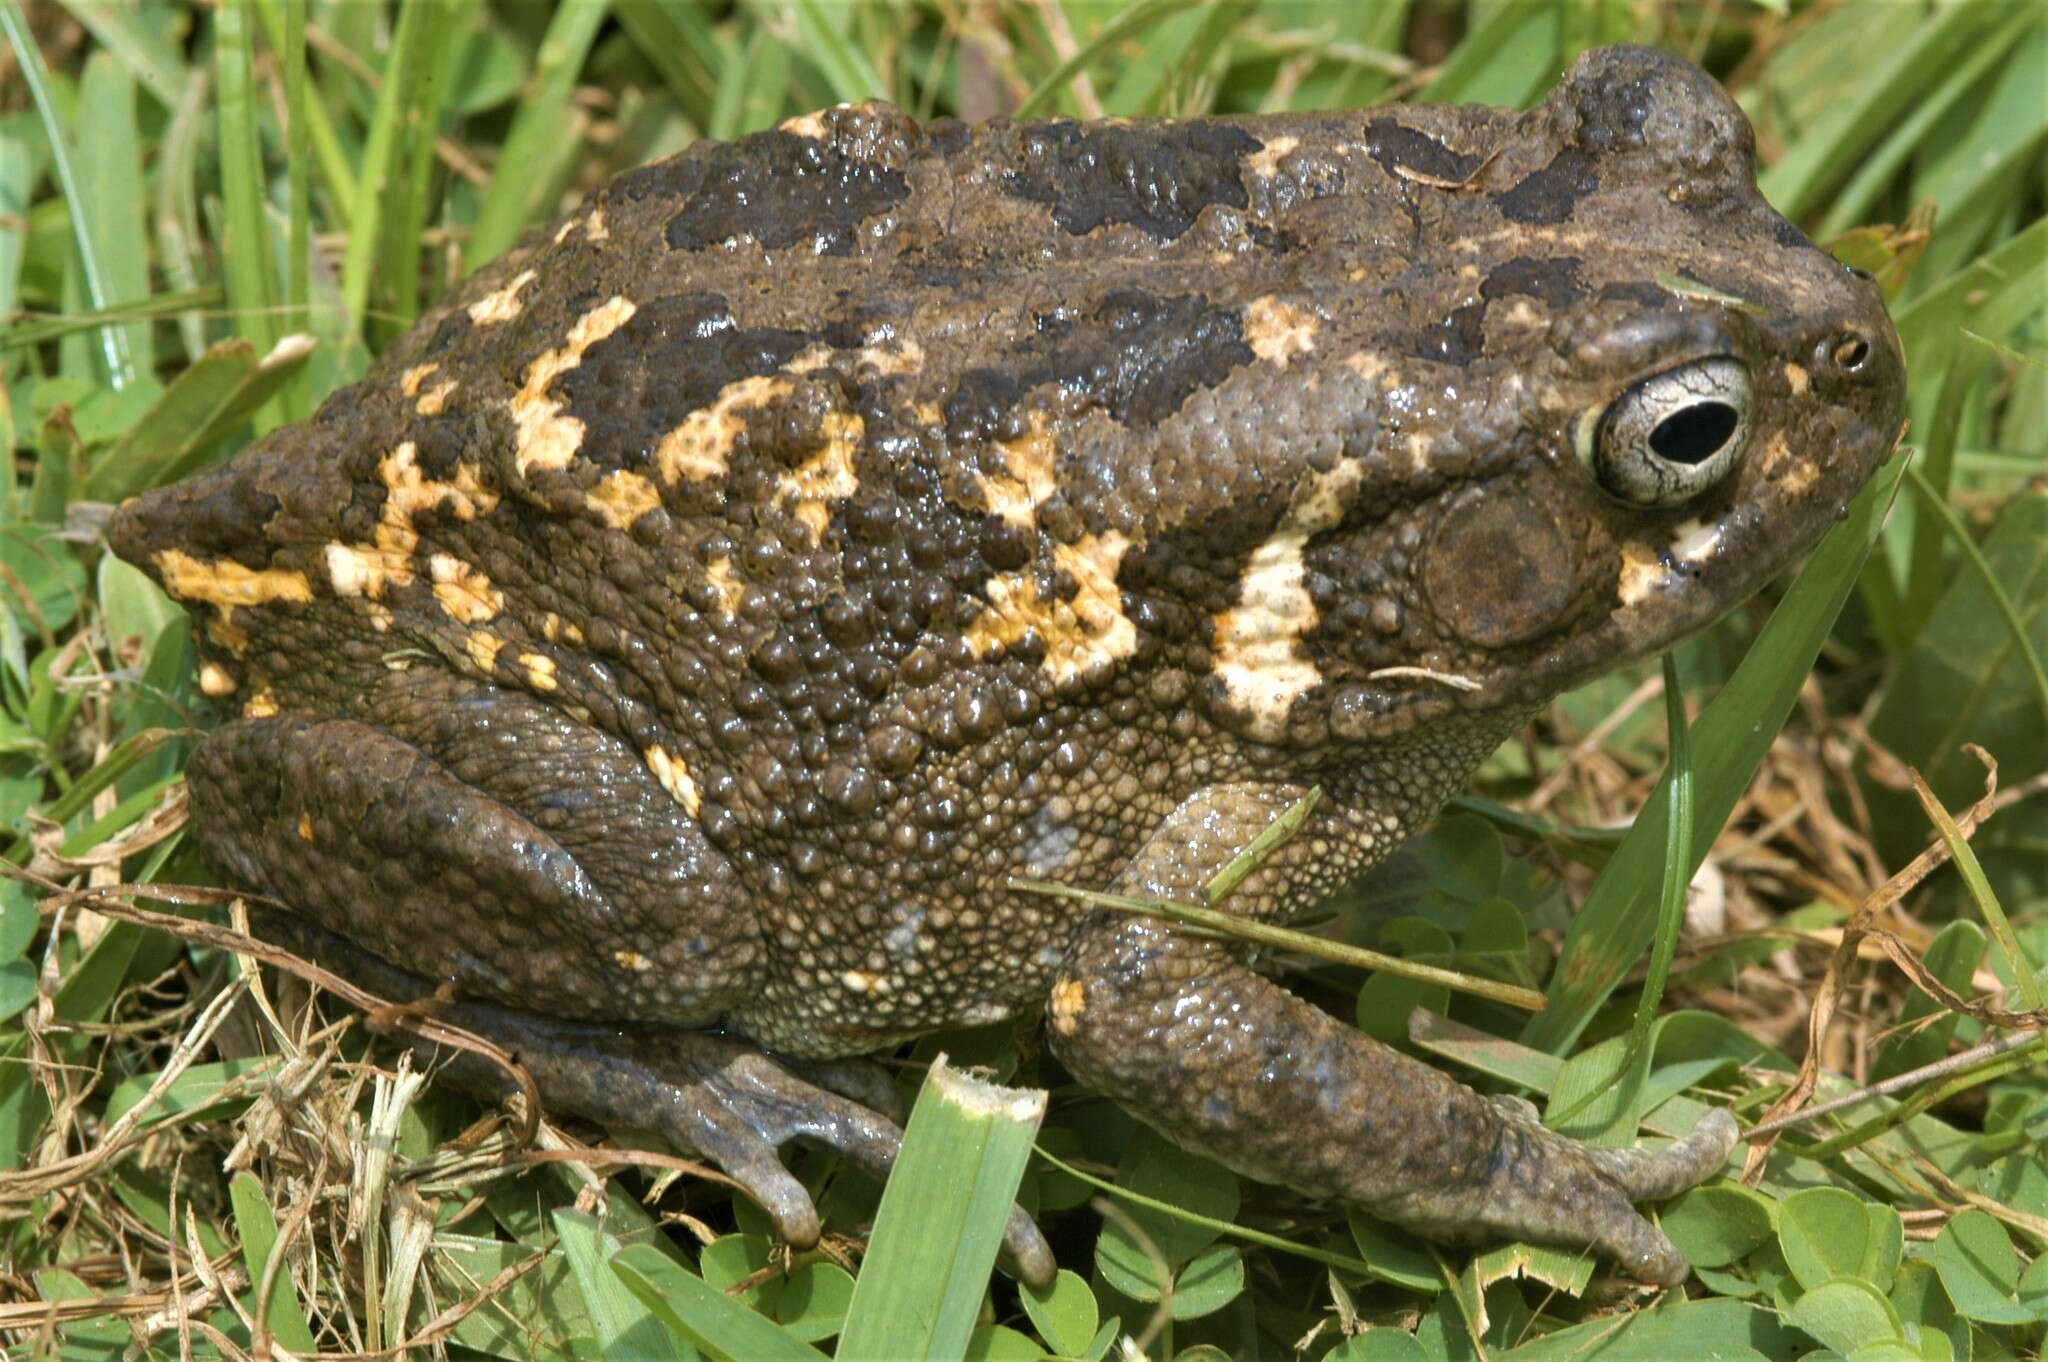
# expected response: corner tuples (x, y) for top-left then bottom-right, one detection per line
(1382, 1102), (1740, 1285)
(1051, 915), (1738, 1284)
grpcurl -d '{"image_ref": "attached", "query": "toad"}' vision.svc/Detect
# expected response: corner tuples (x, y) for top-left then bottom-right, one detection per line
(111, 45), (1904, 1285)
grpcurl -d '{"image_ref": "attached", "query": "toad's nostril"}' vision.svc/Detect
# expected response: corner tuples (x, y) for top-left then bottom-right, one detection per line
(1829, 331), (1871, 373)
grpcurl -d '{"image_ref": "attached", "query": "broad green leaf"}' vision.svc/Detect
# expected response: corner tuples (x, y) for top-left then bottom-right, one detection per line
(1933, 1209), (2048, 1325)
(1169, 1242), (1245, 1320)
(1021, 1268), (1099, 1358)
(1661, 1185), (1777, 1271)
(1788, 1278), (1907, 1355)
(1327, 1330), (1428, 1362)
(1489, 1296), (1806, 1361)
(1779, 1188), (1878, 1290)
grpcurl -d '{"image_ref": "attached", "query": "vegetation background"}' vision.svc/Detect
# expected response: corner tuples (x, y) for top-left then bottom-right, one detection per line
(0, 0), (2042, 1358)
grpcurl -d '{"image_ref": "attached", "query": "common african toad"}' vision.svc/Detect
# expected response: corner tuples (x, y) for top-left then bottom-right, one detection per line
(112, 45), (1904, 1286)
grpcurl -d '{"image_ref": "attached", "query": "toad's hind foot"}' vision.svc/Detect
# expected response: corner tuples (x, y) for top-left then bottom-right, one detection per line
(254, 913), (1055, 1287)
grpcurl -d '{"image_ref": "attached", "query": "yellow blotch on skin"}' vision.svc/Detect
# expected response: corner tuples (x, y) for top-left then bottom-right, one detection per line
(511, 296), (638, 475)
(977, 413), (1057, 528)
(614, 949), (654, 972)
(587, 469), (662, 529)
(1245, 134), (1298, 179)
(541, 613), (587, 645)
(198, 662), (238, 697)
(153, 549), (313, 624)
(1617, 541), (1667, 607)
(705, 556), (746, 616)
(429, 554), (504, 625)
(1244, 295), (1318, 368)
(1210, 460), (1361, 739)
(520, 652), (559, 691)
(774, 410), (863, 541)
(297, 814), (314, 842)
(467, 268), (538, 325)
(325, 443), (499, 600)
(243, 687), (279, 718)
(1049, 978), (1086, 1036)
(416, 379), (458, 415)
(842, 969), (890, 995)
(654, 374), (793, 485)
(465, 631), (503, 673)
(645, 745), (703, 816)
(966, 531), (1136, 686)
(1784, 361), (1810, 396)
(400, 363), (439, 397)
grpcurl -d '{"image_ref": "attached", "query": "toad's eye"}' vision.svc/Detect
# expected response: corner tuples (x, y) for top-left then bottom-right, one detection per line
(1582, 357), (1752, 507)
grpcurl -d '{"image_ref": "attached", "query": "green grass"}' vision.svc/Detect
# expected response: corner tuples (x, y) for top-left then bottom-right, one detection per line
(2, 2), (2045, 1359)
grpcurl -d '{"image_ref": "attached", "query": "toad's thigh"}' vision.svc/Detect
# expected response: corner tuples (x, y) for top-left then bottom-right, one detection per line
(188, 688), (760, 1022)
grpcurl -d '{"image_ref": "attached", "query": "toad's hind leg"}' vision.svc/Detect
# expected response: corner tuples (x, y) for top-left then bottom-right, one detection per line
(187, 694), (1054, 1282)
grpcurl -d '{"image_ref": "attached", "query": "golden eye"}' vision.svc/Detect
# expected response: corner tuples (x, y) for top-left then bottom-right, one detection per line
(1587, 357), (1751, 507)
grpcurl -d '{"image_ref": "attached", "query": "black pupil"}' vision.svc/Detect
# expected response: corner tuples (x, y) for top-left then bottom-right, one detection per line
(1649, 402), (1739, 465)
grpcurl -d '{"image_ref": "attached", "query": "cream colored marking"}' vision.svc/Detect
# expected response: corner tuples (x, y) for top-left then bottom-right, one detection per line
(778, 108), (835, 139)
(153, 549), (314, 624)
(401, 362), (439, 397)
(1049, 978), (1086, 1036)
(978, 413), (1058, 527)
(1784, 361), (1810, 396)
(297, 813), (314, 841)
(243, 688), (279, 719)
(1502, 299), (1542, 327)
(366, 602), (394, 632)
(645, 744), (704, 816)
(198, 662), (238, 697)
(788, 336), (925, 378)
(583, 207), (608, 242)
(653, 374), (793, 484)
(1397, 432), (1433, 472)
(1244, 295), (1318, 368)
(465, 631), (503, 673)
(429, 554), (504, 624)
(614, 949), (654, 972)
(552, 217), (579, 245)
(1246, 134), (1298, 179)
(774, 410), (863, 540)
(1343, 351), (1387, 381)
(966, 532), (1136, 686)
(1671, 516), (1723, 564)
(510, 295), (638, 474)
(1364, 665), (1482, 692)
(1618, 541), (1667, 607)
(587, 469), (662, 529)
(467, 269), (538, 325)
(842, 969), (890, 995)
(705, 556), (746, 616)
(325, 443), (499, 600)
(208, 617), (250, 655)
(520, 652), (559, 691)
(416, 379), (458, 415)
(1211, 460), (1363, 739)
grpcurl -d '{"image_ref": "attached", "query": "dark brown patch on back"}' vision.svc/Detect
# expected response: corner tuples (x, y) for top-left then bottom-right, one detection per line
(1396, 300), (1487, 367)
(1480, 255), (1583, 308)
(655, 131), (911, 256)
(1002, 122), (1258, 242)
(944, 290), (1254, 440)
(553, 294), (812, 470)
(1364, 117), (1481, 182)
(1493, 148), (1598, 225)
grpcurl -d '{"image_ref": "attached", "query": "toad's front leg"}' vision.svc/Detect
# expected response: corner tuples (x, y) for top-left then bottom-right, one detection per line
(1044, 783), (1737, 1285)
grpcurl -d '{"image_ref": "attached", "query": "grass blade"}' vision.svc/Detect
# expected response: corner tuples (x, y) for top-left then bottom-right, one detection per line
(465, 0), (611, 272)
(229, 1171), (318, 1354)
(837, 1057), (1046, 1361)
(611, 1242), (822, 1362)
(1, 0), (136, 389)
(554, 1210), (690, 1361)
(74, 51), (152, 377)
(1523, 450), (1909, 1054)
(213, 0), (279, 428)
